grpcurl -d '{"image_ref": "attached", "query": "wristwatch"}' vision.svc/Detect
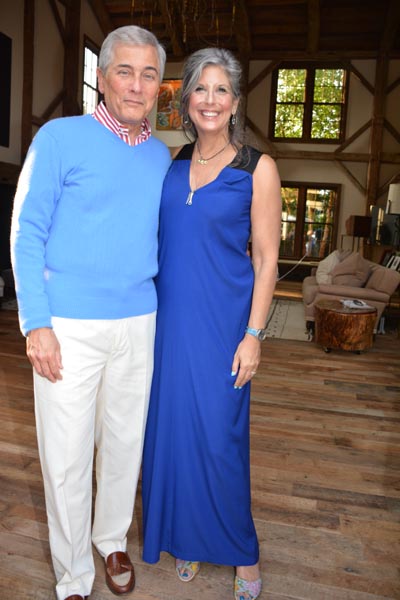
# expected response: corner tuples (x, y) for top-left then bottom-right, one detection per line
(245, 326), (268, 341)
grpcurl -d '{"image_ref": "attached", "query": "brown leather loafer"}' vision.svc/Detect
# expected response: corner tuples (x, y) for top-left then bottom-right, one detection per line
(105, 551), (135, 595)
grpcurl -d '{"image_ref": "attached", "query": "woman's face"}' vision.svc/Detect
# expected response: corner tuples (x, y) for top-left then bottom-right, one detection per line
(188, 65), (239, 136)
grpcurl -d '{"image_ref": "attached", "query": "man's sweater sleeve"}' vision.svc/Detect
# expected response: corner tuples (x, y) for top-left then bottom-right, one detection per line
(11, 128), (63, 336)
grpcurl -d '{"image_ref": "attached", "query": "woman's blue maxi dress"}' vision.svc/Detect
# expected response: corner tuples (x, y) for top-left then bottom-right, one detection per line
(142, 144), (262, 566)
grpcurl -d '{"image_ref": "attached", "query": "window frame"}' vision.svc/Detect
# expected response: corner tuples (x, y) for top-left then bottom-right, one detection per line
(269, 62), (349, 144)
(280, 181), (341, 261)
(82, 36), (100, 115)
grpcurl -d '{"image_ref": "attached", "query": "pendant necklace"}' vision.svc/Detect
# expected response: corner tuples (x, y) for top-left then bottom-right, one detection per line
(196, 140), (230, 165)
(186, 140), (230, 205)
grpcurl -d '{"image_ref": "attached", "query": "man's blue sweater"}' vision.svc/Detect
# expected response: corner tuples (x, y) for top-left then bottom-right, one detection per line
(11, 115), (171, 336)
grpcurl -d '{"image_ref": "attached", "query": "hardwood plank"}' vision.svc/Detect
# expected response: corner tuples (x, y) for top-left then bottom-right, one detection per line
(0, 309), (399, 599)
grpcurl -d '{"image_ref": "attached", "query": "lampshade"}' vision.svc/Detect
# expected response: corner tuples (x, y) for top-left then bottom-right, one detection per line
(387, 183), (400, 215)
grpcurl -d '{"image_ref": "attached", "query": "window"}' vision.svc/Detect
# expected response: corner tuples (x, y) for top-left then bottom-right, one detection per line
(280, 184), (340, 260)
(270, 64), (348, 142)
(82, 40), (99, 115)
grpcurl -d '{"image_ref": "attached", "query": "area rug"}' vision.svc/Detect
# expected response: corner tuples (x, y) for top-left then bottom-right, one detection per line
(1, 298), (310, 341)
(266, 299), (310, 341)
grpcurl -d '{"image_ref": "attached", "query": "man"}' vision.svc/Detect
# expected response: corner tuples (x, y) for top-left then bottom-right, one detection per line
(11, 26), (170, 600)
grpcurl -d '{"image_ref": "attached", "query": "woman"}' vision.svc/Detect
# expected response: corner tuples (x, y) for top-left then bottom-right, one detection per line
(142, 48), (281, 600)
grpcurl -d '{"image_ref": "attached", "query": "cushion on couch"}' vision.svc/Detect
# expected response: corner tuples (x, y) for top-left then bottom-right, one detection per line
(365, 265), (400, 296)
(330, 252), (371, 287)
(315, 249), (352, 284)
(315, 251), (340, 284)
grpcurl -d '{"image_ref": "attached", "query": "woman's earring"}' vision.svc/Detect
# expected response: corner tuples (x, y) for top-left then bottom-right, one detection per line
(183, 115), (191, 126)
(230, 113), (237, 126)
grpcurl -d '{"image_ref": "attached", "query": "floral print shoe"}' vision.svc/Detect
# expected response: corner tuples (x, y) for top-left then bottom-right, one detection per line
(234, 575), (262, 600)
(175, 559), (201, 582)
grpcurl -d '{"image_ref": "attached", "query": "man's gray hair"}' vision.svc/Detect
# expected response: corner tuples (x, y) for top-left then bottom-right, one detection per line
(99, 25), (166, 81)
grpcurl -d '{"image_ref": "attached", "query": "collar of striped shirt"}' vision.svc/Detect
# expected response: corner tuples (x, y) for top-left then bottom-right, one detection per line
(92, 101), (151, 146)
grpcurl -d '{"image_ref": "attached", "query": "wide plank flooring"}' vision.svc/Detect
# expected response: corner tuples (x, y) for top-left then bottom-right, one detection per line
(0, 308), (399, 600)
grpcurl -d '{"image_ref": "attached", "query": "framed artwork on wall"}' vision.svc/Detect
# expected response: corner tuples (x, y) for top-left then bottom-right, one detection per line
(156, 79), (182, 130)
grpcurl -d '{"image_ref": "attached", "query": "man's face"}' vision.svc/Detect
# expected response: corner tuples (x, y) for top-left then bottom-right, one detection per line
(97, 43), (161, 137)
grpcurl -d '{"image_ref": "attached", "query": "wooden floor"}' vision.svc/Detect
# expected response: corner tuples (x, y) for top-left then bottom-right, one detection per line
(0, 307), (399, 600)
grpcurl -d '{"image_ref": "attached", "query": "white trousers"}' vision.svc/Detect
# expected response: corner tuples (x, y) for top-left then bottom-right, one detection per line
(33, 313), (156, 600)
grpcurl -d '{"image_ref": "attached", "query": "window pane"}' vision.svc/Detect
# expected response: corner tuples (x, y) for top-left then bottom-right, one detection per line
(281, 187), (299, 218)
(280, 187), (299, 257)
(84, 52), (90, 81)
(280, 221), (296, 256)
(275, 104), (304, 138)
(304, 188), (335, 257)
(88, 53), (95, 87)
(83, 44), (99, 114)
(314, 69), (345, 103)
(311, 104), (341, 139)
(277, 69), (306, 102)
(83, 83), (98, 114)
(304, 223), (333, 258)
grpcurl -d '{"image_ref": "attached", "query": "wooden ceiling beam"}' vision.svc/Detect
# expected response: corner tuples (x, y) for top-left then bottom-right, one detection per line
(63, 0), (81, 116)
(380, 0), (400, 53)
(384, 118), (400, 145)
(249, 49), (397, 60)
(334, 120), (372, 154)
(233, 0), (252, 115)
(248, 61), (281, 93)
(48, 0), (66, 43)
(21, 0), (35, 162)
(307, 0), (320, 54)
(157, 0), (185, 58)
(234, 0), (252, 58)
(366, 53), (388, 208)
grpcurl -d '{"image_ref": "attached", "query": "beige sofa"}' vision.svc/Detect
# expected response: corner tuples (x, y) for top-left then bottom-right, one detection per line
(302, 251), (400, 330)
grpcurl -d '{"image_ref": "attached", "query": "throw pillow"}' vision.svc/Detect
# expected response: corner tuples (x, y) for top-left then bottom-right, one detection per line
(366, 266), (400, 295)
(337, 249), (352, 262)
(330, 252), (371, 287)
(315, 250), (341, 284)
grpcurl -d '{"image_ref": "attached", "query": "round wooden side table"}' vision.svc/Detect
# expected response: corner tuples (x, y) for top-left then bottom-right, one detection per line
(314, 299), (377, 353)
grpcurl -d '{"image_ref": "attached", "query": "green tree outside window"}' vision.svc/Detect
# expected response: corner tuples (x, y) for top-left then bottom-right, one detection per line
(271, 65), (347, 142)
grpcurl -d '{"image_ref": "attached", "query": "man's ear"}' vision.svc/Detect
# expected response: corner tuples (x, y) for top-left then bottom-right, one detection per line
(97, 67), (105, 94)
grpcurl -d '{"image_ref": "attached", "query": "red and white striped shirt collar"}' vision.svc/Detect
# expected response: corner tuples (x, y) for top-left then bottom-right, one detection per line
(92, 101), (151, 146)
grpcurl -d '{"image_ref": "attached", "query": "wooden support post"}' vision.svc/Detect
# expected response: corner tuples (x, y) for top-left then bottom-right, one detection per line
(21, 0), (35, 162)
(63, 0), (81, 116)
(366, 53), (388, 211)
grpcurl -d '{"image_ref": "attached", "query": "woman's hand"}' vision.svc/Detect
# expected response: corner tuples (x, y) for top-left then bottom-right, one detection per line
(231, 335), (261, 388)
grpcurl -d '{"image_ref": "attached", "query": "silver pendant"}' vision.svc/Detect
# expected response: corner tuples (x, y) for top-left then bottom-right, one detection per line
(186, 191), (194, 205)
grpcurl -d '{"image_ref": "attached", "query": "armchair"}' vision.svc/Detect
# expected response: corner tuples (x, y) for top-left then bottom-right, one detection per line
(302, 251), (400, 331)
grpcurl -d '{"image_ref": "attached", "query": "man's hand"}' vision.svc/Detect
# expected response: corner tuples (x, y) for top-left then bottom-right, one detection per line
(26, 327), (63, 383)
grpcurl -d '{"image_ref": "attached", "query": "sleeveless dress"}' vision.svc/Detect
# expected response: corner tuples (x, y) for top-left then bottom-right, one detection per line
(142, 143), (262, 566)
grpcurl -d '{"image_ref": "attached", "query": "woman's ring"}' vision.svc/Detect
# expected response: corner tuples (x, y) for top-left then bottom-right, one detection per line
(251, 371), (257, 375)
